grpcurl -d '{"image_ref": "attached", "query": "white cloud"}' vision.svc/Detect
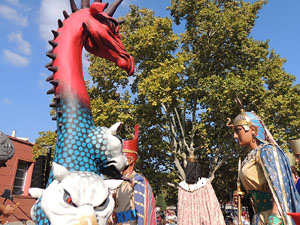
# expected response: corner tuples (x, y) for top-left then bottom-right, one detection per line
(3, 98), (12, 104)
(38, 72), (49, 89)
(39, 0), (70, 44)
(4, 0), (31, 12)
(3, 49), (29, 67)
(7, 32), (31, 55)
(5, 0), (19, 4)
(0, 4), (28, 27)
(38, 0), (131, 45)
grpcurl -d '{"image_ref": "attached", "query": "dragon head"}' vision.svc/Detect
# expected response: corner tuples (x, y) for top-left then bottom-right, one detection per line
(82, 2), (134, 75)
(30, 163), (123, 225)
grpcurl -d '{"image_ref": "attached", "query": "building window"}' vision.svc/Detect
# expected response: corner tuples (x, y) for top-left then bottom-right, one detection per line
(12, 160), (32, 195)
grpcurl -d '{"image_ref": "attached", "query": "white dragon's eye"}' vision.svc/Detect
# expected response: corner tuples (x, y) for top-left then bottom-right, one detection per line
(63, 190), (77, 207)
(94, 197), (109, 211)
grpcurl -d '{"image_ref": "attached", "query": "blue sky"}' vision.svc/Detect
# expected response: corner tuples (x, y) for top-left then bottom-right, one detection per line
(0, 0), (299, 143)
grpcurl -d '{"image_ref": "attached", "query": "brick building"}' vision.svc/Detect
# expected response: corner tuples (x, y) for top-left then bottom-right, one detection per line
(0, 134), (37, 224)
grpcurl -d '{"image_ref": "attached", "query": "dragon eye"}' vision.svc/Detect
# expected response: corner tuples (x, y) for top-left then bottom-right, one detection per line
(115, 135), (123, 144)
(94, 197), (109, 211)
(66, 197), (72, 204)
(63, 190), (77, 207)
(100, 198), (107, 207)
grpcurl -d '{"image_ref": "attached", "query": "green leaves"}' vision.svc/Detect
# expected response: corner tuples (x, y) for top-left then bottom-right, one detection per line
(32, 131), (56, 160)
(35, 0), (300, 204)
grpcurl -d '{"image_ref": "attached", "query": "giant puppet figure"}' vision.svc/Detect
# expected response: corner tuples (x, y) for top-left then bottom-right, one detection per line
(227, 101), (300, 225)
(29, 0), (135, 224)
(110, 125), (157, 225)
(177, 156), (226, 225)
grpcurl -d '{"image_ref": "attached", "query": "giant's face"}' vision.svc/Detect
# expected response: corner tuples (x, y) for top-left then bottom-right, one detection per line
(233, 125), (253, 147)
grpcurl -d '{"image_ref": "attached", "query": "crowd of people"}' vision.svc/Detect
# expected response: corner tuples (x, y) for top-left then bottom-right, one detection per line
(156, 209), (177, 225)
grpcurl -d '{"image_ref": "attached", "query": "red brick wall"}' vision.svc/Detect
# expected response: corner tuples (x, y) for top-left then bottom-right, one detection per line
(0, 136), (36, 223)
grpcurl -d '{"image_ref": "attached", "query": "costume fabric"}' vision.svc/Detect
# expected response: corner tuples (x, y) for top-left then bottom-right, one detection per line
(295, 178), (300, 195)
(240, 143), (300, 225)
(113, 179), (136, 225)
(112, 171), (156, 225)
(177, 178), (225, 225)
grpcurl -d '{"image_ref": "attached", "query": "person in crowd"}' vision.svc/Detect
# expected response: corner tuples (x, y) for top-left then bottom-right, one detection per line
(0, 131), (15, 217)
(109, 125), (157, 225)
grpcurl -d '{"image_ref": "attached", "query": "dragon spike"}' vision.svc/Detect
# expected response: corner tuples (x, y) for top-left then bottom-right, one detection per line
(47, 88), (55, 95)
(48, 40), (58, 48)
(63, 10), (70, 19)
(81, 0), (90, 8)
(52, 115), (57, 121)
(106, 0), (123, 17)
(49, 102), (56, 108)
(48, 66), (58, 73)
(45, 61), (53, 68)
(70, 0), (79, 12)
(51, 30), (59, 38)
(46, 52), (57, 60)
(46, 74), (54, 82)
(58, 19), (63, 28)
(54, 95), (61, 101)
(49, 80), (59, 87)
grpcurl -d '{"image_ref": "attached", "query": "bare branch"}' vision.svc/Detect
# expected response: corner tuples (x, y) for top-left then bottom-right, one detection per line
(208, 147), (228, 182)
(167, 182), (176, 188)
(162, 103), (179, 154)
(174, 107), (190, 152)
(174, 155), (185, 181)
(209, 157), (226, 182)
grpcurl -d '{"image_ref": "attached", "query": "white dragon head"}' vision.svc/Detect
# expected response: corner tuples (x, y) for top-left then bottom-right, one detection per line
(30, 163), (122, 225)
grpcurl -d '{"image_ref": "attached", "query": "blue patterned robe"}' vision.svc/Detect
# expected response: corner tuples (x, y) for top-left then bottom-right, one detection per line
(257, 144), (300, 225)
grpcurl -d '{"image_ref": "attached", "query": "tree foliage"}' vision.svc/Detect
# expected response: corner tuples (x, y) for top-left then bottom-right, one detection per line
(32, 130), (56, 160)
(86, 1), (300, 203)
(34, 0), (300, 204)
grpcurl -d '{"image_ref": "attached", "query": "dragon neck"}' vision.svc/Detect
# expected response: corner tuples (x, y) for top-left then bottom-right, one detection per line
(47, 10), (100, 179)
(52, 9), (90, 108)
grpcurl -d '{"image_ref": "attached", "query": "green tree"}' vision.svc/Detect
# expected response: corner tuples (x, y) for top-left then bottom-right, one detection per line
(34, 0), (300, 204)
(169, 0), (300, 199)
(87, 1), (300, 203)
(32, 130), (56, 159)
(156, 192), (167, 211)
(87, 5), (181, 203)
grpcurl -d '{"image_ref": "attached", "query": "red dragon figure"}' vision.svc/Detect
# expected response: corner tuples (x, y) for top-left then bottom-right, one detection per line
(30, 0), (135, 224)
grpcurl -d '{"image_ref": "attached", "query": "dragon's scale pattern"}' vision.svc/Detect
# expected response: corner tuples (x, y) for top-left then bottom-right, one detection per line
(33, 100), (114, 223)
(48, 99), (111, 184)
(33, 199), (49, 225)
